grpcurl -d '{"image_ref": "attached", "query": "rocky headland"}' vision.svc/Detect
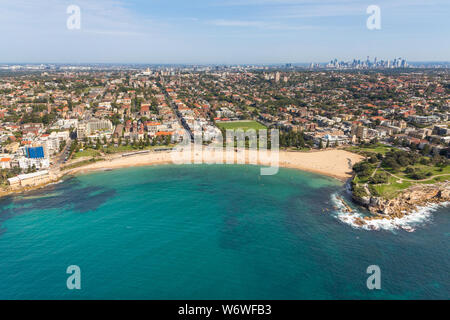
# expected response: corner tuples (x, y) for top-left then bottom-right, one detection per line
(352, 181), (449, 224)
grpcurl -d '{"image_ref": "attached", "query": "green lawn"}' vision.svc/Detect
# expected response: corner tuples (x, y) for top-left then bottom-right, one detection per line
(104, 145), (136, 154)
(216, 121), (266, 131)
(421, 175), (450, 184)
(351, 148), (450, 200)
(383, 163), (450, 180)
(372, 178), (413, 199)
(371, 165), (449, 199)
(346, 143), (393, 156)
(73, 149), (101, 159)
(353, 163), (378, 184)
(104, 144), (174, 154)
(62, 158), (104, 171)
(75, 145), (175, 157)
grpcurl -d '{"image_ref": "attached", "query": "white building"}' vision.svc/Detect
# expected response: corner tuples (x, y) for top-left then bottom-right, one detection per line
(8, 170), (50, 187)
(18, 157), (50, 170)
(56, 119), (78, 129)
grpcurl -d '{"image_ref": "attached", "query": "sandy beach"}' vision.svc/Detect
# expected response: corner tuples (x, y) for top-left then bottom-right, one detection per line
(67, 148), (364, 181)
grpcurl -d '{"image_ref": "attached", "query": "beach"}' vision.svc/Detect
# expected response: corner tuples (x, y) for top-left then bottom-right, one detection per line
(0, 148), (363, 199)
(67, 148), (364, 181)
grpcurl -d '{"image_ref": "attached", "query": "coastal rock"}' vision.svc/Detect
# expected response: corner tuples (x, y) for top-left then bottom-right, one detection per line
(361, 182), (450, 217)
(354, 217), (366, 226)
(353, 194), (371, 206)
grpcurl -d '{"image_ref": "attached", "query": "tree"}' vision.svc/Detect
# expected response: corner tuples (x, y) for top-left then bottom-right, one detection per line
(368, 156), (378, 164)
(353, 161), (371, 177)
(404, 167), (415, 174)
(420, 144), (432, 155)
(369, 172), (388, 184)
(411, 171), (427, 180)
(383, 158), (400, 170)
(318, 139), (324, 149)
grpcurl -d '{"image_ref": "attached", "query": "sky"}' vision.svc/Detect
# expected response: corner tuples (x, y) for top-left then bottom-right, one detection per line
(0, 0), (449, 64)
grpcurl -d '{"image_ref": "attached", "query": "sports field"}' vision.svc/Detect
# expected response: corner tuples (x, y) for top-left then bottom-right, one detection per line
(216, 120), (266, 131)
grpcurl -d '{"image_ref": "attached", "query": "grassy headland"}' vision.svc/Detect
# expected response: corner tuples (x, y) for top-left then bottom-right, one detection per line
(350, 145), (450, 200)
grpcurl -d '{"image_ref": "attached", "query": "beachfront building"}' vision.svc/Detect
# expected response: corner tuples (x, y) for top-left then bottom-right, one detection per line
(309, 133), (350, 147)
(351, 124), (368, 140)
(7, 170), (50, 188)
(77, 119), (114, 140)
(16, 146), (50, 170)
(17, 156), (50, 170)
(40, 131), (70, 156)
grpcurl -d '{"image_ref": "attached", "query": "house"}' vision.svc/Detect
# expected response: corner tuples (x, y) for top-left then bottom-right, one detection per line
(0, 157), (11, 169)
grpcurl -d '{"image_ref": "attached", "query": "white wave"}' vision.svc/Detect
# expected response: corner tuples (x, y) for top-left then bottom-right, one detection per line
(344, 181), (353, 196)
(47, 180), (63, 186)
(330, 193), (449, 232)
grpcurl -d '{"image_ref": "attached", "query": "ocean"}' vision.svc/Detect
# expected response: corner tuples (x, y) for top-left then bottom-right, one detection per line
(0, 165), (448, 299)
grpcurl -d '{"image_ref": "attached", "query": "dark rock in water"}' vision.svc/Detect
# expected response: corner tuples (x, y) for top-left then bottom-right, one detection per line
(354, 217), (366, 226)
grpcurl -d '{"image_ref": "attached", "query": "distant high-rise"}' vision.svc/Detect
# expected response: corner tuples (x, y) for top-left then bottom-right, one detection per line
(318, 56), (409, 69)
(275, 72), (280, 83)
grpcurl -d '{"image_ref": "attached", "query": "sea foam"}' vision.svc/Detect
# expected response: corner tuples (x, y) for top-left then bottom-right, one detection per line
(331, 193), (449, 232)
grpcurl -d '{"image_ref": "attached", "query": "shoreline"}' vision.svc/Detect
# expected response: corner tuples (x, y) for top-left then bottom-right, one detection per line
(65, 148), (362, 181)
(0, 149), (363, 198)
(2, 148), (447, 233)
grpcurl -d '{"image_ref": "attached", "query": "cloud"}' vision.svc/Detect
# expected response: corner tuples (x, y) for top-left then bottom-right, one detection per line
(210, 20), (265, 27)
(211, 0), (449, 18)
(82, 29), (145, 37)
(0, 0), (448, 63)
(0, 0), (156, 36)
(208, 19), (314, 30)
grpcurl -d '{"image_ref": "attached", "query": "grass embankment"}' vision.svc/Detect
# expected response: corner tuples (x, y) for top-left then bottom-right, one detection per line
(74, 144), (175, 158)
(62, 158), (104, 171)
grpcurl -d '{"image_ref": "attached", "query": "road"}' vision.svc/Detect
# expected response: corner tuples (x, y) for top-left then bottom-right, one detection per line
(53, 138), (72, 168)
(379, 167), (450, 182)
(160, 78), (194, 142)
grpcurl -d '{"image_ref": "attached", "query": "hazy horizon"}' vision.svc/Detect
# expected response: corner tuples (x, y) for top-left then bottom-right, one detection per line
(1, 60), (449, 66)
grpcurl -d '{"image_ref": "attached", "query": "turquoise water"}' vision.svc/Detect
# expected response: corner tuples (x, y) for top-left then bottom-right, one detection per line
(0, 165), (448, 299)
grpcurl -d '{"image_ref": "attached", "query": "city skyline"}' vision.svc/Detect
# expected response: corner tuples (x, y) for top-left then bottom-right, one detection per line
(1, 0), (449, 64)
(2, 57), (449, 68)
